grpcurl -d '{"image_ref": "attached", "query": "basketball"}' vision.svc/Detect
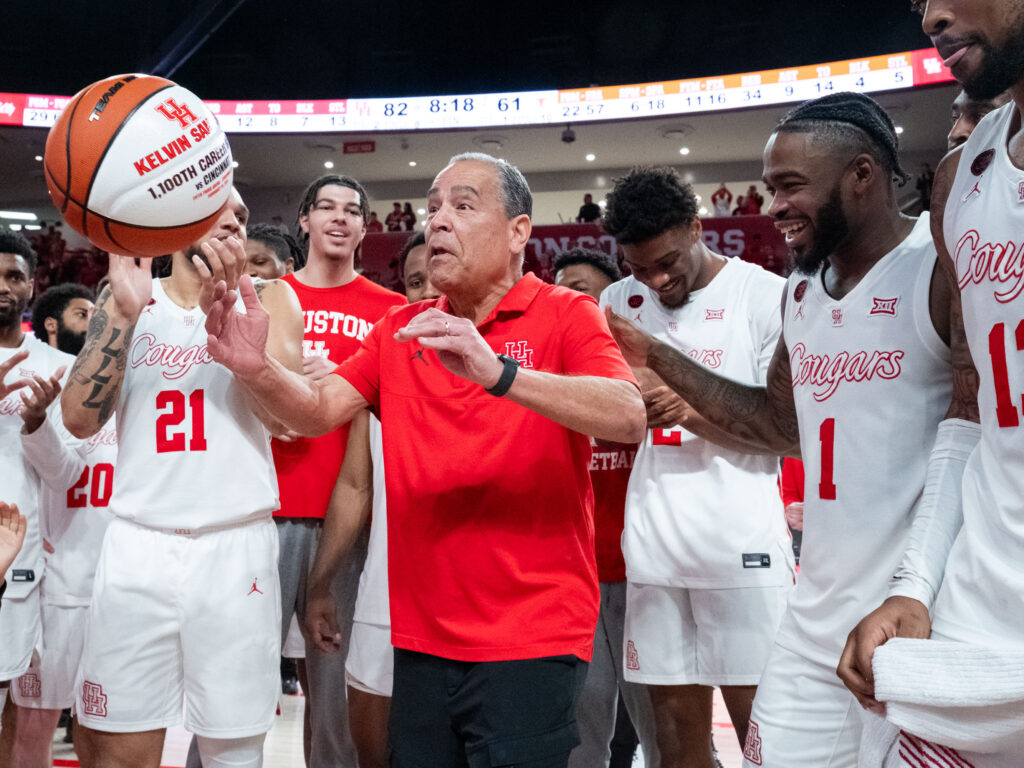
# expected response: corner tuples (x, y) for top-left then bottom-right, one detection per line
(43, 74), (234, 258)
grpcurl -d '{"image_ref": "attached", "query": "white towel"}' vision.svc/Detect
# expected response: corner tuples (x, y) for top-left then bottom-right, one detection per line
(872, 638), (1024, 753)
(858, 709), (900, 768)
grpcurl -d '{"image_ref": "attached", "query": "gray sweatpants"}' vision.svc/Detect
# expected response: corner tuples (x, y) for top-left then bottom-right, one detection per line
(569, 581), (660, 768)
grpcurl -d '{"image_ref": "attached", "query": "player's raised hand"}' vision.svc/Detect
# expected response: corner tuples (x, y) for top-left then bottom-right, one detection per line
(605, 306), (656, 368)
(195, 236), (245, 315)
(305, 585), (342, 653)
(0, 350), (31, 401)
(394, 307), (503, 388)
(837, 595), (932, 714)
(19, 366), (66, 434)
(0, 501), (26, 580)
(107, 253), (154, 321)
(205, 274), (270, 377)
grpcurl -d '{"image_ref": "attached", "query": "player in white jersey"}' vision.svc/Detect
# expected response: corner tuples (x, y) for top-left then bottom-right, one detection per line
(838, 3), (1024, 765)
(0, 231), (81, 768)
(7, 285), (110, 767)
(605, 94), (961, 767)
(59, 189), (304, 768)
(596, 166), (793, 766)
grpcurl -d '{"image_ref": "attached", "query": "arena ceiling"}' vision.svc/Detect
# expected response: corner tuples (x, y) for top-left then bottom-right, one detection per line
(1, 0), (950, 214)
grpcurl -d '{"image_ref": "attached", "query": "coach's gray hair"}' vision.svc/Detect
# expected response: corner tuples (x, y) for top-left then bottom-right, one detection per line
(448, 152), (533, 219)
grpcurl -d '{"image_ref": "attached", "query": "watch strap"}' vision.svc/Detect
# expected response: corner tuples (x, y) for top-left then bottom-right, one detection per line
(485, 354), (520, 397)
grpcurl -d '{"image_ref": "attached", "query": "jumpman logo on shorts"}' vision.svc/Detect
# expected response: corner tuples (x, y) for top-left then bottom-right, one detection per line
(247, 578), (264, 596)
(410, 348), (428, 365)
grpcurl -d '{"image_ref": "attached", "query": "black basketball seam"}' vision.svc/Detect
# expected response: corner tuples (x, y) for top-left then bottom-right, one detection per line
(102, 219), (129, 253)
(59, 89), (88, 216)
(82, 82), (175, 239)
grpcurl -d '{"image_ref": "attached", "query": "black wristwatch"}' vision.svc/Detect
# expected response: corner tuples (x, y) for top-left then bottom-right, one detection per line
(485, 354), (520, 397)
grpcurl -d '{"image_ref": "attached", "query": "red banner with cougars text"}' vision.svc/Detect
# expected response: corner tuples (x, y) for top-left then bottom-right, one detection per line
(358, 216), (788, 294)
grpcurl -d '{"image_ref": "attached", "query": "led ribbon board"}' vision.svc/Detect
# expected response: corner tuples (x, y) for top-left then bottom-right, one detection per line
(0, 48), (952, 134)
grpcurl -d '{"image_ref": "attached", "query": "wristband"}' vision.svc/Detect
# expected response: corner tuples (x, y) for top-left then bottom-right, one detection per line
(485, 354), (520, 397)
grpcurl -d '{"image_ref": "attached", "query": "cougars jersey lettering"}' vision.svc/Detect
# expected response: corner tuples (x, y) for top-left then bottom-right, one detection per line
(272, 273), (404, 520)
(0, 336), (75, 600)
(935, 103), (1024, 648)
(110, 279), (277, 529)
(601, 258), (793, 588)
(776, 215), (950, 666)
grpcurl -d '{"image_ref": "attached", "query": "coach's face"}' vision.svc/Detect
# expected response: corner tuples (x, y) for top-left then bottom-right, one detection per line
(425, 160), (530, 298)
(920, 0), (1024, 100)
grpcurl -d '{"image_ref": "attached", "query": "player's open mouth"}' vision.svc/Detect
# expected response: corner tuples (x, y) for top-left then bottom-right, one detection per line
(777, 220), (807, 244)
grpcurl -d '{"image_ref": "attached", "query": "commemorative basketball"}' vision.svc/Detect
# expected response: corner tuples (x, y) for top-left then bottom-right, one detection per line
(43, 73), (233, 258)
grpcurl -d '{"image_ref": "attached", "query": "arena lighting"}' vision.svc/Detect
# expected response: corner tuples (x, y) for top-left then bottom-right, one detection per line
(324, 160), (334, 169)
(680, 147), (691, 155)
(0, 210), (37, 221)
(33, 155), (42, 161)
(409, 161), (417, 166)
(2, 48), (952, 134)
(896, 125), (905, 134)
(585, 153), (596, 161)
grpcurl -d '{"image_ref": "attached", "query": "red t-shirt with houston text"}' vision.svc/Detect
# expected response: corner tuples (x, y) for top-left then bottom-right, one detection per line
(272, 273), (404, 519)
(336, 272), (637, 662)
(590, 438), (637, 583)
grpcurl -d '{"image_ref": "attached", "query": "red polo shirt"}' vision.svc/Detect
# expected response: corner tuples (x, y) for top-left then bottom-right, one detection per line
(336, 272), (637, 662)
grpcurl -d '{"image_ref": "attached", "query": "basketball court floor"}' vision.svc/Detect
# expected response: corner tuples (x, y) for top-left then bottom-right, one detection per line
(49, 687), (745, 766)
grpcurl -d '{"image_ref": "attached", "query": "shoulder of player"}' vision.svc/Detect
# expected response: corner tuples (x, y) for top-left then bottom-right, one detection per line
(250, 277), (302, 318)
(24, 333), (75, 369)
(596, 275), (641, 307)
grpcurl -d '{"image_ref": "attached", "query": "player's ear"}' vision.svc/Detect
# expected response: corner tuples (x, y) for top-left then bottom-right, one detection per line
(44, 316), (58, 335)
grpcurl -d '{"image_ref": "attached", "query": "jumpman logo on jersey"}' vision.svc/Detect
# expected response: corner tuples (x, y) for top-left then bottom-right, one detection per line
(410, 348), (428, 365)
(247, 578), (264, 596)
(962, 180), (983, 203)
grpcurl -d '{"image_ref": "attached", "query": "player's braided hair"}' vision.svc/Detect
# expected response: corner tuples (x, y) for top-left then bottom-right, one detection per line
(248, 223), (305, 271)
(603, 166), (699, 245)
(30, 283), (94, 342)
(552, 247), (621, 284)
(775, 92), (911, 186)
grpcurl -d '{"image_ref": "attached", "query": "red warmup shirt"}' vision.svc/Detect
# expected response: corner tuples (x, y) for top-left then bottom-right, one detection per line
(779, 457), (805, 507)
(337, 272), (637, 662)
(590, 438), (637, 583)
(273, 273), (405, 519)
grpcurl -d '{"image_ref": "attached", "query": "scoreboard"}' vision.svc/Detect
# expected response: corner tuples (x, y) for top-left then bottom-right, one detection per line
(0, 48), (953, 134)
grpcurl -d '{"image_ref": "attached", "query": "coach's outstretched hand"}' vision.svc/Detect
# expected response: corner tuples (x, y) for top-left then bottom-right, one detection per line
(837, 595), (932, 714)
(394, 307), (504, 389)
(605, 306), (656, 368)
(205, 275), (270, 377)
(195, 236), (245, 315)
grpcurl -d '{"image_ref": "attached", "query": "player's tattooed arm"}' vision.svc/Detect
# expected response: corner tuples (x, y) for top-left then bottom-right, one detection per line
(608, 305), (800, 456)
(61, 286), (136, 436)
(930, 146), (980, 423)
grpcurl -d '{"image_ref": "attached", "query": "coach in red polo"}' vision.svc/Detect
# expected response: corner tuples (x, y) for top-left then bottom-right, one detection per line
(203, 152), (646, 767)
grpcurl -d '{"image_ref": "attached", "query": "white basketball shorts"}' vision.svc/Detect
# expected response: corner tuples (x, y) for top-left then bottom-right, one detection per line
(76, 516), (281, 737)
(0, 588), (41, 682)
(741, 642), (862, 767)
(623, 582), (790, 686)
(13, 603), (87, 710)
(345, 620), (393, 697)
